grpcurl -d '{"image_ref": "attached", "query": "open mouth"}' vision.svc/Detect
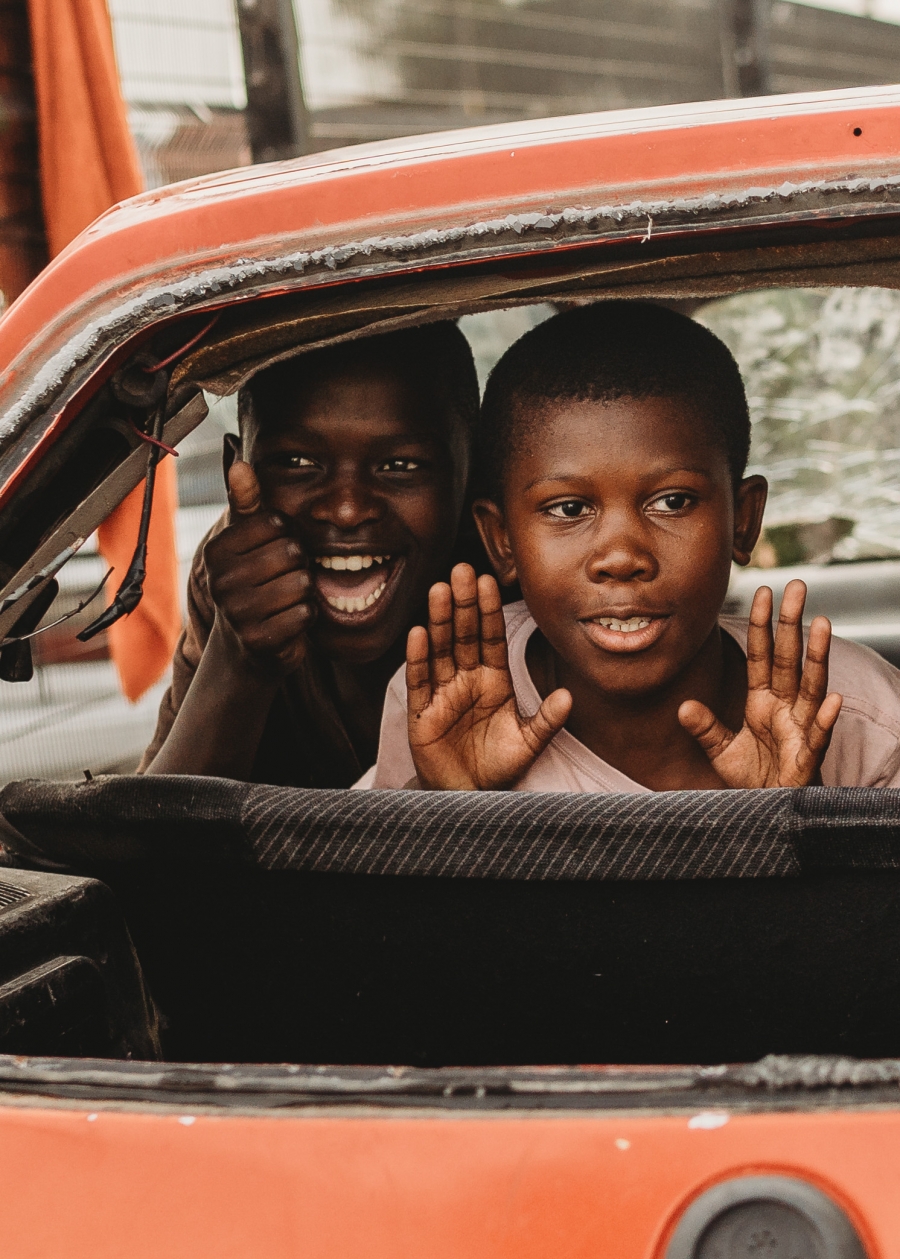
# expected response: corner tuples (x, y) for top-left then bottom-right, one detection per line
(312, 553), (401, 619)
(596, 616), (652, 634)
(580, 612), (670, 654)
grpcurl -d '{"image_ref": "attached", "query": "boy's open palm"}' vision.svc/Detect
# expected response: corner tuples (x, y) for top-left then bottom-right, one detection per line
(407, 564), (572, 790)
(678, 580), (843, 788)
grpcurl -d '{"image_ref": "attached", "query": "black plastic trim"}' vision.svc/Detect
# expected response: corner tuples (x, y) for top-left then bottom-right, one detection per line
(664, 1175), (867, 1259)
(1, 1054), (900, 1113)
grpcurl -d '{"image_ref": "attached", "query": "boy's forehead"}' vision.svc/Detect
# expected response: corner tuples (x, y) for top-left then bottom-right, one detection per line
(246, 364), (459, 441)
(516, 394), (729, 469)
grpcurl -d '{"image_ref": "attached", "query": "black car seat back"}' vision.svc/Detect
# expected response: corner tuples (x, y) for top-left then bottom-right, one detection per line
(1, 776), (899, 1065)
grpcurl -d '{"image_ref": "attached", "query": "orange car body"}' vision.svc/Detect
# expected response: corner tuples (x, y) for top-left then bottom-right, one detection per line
(1, 83), (900, 1257)
(0, 1102), (894, 1258)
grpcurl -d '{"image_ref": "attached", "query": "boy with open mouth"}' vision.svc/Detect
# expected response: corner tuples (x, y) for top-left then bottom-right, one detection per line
(360, 302), (900, 792)
(142, 323), (477, 786)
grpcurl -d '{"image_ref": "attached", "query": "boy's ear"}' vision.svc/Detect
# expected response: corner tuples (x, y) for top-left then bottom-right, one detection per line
(732, 474), (768, 566)
(472, 499), (518, 585)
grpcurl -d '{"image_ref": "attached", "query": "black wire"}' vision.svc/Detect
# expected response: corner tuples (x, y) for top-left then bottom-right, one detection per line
(77, 403), (166, 643)
(0, 567), (112, 647)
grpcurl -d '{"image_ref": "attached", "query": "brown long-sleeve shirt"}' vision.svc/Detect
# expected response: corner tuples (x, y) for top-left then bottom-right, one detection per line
(139, 516), (366, 787)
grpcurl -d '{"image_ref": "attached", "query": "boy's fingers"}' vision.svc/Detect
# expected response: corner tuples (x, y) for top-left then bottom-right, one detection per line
(427, 583), (455, 686)
(807, 692), (843, 758)
(242, 602), (313, 662)
(206, 511), (287, 564)
(226, 570), (312, 622)
(522, 688), (572, 757)
(450, 564), (480, 671)
(794, 615), (833, 726)
(259, 600), (314, 639)
(212, 537), (306, 592)
(477, 574), (509, 673)
(246, 539), (306, 586)
(746, 586), (774, 693)
(771, 579), (806, 700)
(228, 460), (263, 517)
(406, 626), (432, 717)
(678, 699), (736, 763)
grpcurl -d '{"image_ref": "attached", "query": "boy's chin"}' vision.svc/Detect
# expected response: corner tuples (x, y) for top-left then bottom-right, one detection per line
(569, 644), (691, 698)
(311, 605), (411, 665)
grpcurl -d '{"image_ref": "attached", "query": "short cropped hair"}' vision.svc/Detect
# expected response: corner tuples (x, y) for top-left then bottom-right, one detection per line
(241, 320), (479, 438)
(478, 301), (751, 498)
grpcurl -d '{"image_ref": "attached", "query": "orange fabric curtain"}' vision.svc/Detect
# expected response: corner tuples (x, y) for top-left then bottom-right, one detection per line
(28, 0), (182, 702)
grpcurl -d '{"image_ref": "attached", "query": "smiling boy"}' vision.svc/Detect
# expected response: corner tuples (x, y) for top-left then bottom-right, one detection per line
(360, 302), (900, 792)
(142, 322), (477, 786)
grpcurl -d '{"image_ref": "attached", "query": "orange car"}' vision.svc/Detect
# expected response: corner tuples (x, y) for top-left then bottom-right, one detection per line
(0, 83), (899, 1258)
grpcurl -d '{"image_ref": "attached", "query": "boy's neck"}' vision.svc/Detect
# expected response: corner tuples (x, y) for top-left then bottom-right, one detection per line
(527, 624), (747, 791)
(328, 644), (407, 767)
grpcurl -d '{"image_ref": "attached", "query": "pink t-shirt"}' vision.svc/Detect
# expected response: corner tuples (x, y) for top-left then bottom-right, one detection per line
(354, 600), (900, 792)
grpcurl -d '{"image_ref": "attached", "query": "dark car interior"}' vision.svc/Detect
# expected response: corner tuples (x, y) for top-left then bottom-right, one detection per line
(1, 775), (900, 1067)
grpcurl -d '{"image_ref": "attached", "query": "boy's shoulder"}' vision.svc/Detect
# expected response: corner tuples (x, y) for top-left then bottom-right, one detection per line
(502, 599), (533, 636)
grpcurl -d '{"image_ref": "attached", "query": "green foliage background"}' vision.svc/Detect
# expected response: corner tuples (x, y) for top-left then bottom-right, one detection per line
(698, 287), (900, 558)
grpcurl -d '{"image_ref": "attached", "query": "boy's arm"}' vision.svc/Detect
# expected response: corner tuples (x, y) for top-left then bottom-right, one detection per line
(407, 564), (571, 790)
(143, 462), (314, 779)
(137, 522), (222, 770)
(678, 579), (843, 789)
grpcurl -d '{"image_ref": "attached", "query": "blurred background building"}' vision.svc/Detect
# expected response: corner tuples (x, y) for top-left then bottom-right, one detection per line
(104, 0), (900, 192)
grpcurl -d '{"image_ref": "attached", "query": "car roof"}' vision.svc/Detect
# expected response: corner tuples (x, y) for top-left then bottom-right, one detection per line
(2, 82), (900, 544)
(3, 83), (900, 414)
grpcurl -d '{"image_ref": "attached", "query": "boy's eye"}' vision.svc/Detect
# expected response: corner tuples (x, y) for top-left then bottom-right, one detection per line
(378, 457), (421, 473)
(275, 454), (318, 470)
(650, 492), (695, 514)
(547, 500), (592, 519)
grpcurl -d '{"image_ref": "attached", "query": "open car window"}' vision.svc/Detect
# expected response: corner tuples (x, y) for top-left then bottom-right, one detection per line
(5, 286), (900, 787)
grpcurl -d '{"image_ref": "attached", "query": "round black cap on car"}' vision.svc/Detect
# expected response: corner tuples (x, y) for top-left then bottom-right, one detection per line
(665, 1175), (867, 1259)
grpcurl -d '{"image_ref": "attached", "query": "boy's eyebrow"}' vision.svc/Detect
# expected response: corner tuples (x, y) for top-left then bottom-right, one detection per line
(523, 465), (718, 491)
(255, 431), (444, 449)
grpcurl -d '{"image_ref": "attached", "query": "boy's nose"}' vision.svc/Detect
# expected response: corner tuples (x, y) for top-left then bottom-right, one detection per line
(309, 474), (384, 529)
(588, 519), (657, 582)
(590, 550), (653, 581)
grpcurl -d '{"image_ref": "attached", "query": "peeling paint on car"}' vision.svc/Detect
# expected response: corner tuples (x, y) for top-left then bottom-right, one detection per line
(4, 172), (900, 453)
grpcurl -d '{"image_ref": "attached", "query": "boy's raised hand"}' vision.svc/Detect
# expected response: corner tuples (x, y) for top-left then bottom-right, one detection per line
(407, 564), (572, 790)
(203, 460), (314, 678)
(678, 579), (842, 788)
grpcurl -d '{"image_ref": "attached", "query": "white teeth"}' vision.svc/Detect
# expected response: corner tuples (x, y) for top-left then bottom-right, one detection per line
(326, 581), (388, 614)
(316, 554), (389, 570)
(597, 616), (652, 633)
(314, 554), (392, 614)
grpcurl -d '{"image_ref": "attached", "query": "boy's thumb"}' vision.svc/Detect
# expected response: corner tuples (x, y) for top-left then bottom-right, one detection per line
(228, 460), (263, 517)
(525, 688), (572, 755)
(677, 700), (734, 763)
